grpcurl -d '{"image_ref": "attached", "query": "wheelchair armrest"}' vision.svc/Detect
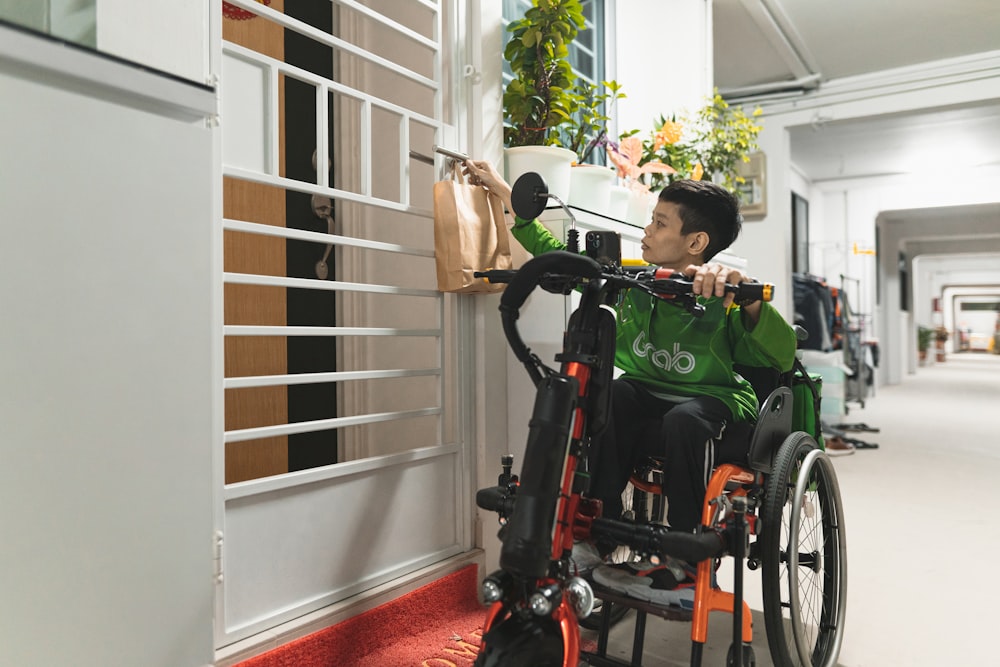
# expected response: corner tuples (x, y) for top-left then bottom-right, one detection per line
(747, 386), (793, 473)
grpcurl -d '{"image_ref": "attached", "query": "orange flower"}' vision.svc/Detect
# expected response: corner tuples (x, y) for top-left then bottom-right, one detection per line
(607, 134), (677, 187)
(653, 120), (683, 151)
(691, 163), (704, 181)
(605, 136), (642, 180)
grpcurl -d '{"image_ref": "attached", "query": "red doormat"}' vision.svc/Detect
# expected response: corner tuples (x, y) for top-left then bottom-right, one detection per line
(235, 564), (597, 667)
(236, 564), (487, 667)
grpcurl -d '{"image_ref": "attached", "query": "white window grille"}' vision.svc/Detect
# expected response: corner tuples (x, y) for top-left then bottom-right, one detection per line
(215, 0), (469, 646)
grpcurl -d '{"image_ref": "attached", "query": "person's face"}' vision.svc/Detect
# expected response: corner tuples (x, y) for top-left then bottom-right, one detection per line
(641, 200), (707, 268)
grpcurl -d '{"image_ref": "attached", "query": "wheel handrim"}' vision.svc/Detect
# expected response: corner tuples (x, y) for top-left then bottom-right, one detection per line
(786, 449), (847, 667)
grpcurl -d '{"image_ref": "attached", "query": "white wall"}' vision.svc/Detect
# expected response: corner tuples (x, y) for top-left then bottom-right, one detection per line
(97, 0), (208, 83)
(729, 120), (796, 318)
(615, 0), (712, 136)
(0, 16), (215, 667)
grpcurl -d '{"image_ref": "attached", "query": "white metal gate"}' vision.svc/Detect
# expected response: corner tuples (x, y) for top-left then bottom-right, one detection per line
(215, 0), (470, 646)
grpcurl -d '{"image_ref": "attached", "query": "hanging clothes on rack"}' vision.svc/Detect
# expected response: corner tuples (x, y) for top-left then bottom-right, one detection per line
(793, 272), (836, 351)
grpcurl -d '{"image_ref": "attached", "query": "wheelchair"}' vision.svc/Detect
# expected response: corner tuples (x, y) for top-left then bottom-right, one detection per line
(472, 172), (846, 667)
(581, 360), (848, 667)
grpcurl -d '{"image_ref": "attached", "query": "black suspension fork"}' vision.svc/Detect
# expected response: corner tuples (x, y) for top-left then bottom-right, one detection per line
(562, 278), (614, 499)
(498, 372), (579, 579)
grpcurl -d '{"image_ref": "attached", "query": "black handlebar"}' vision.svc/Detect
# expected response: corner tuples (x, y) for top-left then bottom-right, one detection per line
(498, 251), (602, 311)
(475, 253), (774, 386)
(475, 256), (774, 306)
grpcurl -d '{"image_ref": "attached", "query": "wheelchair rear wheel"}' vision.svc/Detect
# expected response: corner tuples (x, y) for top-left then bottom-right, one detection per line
(761, 432), (847, 667)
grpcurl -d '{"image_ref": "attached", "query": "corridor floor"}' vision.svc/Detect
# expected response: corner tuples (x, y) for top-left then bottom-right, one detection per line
(584, 352), (1000, 666)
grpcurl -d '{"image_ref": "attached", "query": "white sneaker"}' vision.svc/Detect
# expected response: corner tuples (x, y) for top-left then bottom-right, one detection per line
(592, 561), (697, 611)
(570, 541), (604, 575)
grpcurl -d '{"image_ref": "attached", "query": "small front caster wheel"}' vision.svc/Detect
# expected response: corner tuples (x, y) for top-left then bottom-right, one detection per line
(726, 642), (756, 667)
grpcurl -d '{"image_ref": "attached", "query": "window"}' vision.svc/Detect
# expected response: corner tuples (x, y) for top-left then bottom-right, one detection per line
(791, 192), (809, 274)
(898, 252), (908, 311)
(502, 1), (607, 84)
(0, 2), (96, 49)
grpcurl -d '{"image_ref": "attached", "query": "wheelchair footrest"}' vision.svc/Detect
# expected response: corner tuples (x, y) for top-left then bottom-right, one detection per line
(587, 579), (693, 621)
(581, 580), (694, 667)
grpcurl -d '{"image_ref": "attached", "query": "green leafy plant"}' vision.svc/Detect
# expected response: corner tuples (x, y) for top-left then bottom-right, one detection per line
(917, 326), (933, 352)
(688, 93), (764, 192)
(554, 79), (626, 163)
(502, 0), (586, 148)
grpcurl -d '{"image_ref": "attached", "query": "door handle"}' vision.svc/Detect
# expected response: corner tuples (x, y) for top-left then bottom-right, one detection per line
(312, 194), (334, 280)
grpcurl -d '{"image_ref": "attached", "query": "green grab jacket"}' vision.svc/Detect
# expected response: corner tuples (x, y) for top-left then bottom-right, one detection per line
(511, 217), (798, 422)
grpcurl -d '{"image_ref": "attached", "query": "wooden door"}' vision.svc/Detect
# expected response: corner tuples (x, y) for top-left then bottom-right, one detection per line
(222, 3), (287, 483)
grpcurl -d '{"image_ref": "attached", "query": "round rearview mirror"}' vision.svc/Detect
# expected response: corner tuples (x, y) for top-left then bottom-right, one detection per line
(510, 171), (549, 221)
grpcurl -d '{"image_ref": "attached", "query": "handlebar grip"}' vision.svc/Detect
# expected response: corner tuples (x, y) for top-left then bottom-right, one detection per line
(474, 269), (517, 284)
(476, 486), (515, 515)
(734, 282), (773, 303)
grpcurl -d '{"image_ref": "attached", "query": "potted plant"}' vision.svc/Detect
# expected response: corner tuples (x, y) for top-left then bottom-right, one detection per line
(502, 0), (586, 201)
(917, 326), (932, 364)
(503, 0), (584, 148)
(934, 326), (949, 362)
(606, 90), (764, 196)
(558, 79), (626, 214)
(689, 93), (765, 193)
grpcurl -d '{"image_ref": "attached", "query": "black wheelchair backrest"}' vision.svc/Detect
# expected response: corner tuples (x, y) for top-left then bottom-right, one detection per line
(733, 364), (782, 405)
(746, 386), (793, 473)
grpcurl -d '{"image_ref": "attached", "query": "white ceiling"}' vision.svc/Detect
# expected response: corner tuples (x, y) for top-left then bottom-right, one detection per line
(786, 102), (1000, 182)
(712, 0), (1000, 182)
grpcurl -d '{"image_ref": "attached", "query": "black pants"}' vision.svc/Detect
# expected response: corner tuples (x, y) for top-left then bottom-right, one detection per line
(588, 378), (751, 533)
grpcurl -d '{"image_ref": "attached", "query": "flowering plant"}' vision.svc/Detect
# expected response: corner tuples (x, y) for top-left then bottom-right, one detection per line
(606, 91), (763, 195)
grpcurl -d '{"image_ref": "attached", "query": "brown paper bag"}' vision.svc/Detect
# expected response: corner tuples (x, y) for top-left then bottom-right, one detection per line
(433, 164), (512, 293)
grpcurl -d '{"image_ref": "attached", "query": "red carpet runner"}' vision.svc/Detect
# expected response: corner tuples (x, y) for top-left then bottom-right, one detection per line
(236, 565), (487, 667)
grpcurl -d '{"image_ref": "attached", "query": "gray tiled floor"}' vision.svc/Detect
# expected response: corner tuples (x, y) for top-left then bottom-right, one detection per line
(582, 352), (1000, 666)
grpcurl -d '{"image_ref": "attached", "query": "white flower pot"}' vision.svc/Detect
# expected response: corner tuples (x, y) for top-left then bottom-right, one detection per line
(568, 164), (616, 214)
(626, 189), (654, 227)
(608, 185), (631, 221)
(504, 146), (575, 204)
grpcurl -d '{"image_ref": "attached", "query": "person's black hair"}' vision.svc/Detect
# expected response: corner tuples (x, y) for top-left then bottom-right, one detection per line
(658, 179), (742, 261)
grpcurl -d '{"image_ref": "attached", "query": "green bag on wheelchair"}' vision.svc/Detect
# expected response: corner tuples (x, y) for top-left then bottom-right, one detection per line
(791, 368), (825, 450)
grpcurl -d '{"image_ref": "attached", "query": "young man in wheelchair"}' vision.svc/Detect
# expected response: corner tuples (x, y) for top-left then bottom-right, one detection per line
(463, 160), (798, 610)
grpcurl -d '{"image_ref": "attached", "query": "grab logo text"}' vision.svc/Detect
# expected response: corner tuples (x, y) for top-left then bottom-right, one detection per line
(631, 332), (695, 374)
